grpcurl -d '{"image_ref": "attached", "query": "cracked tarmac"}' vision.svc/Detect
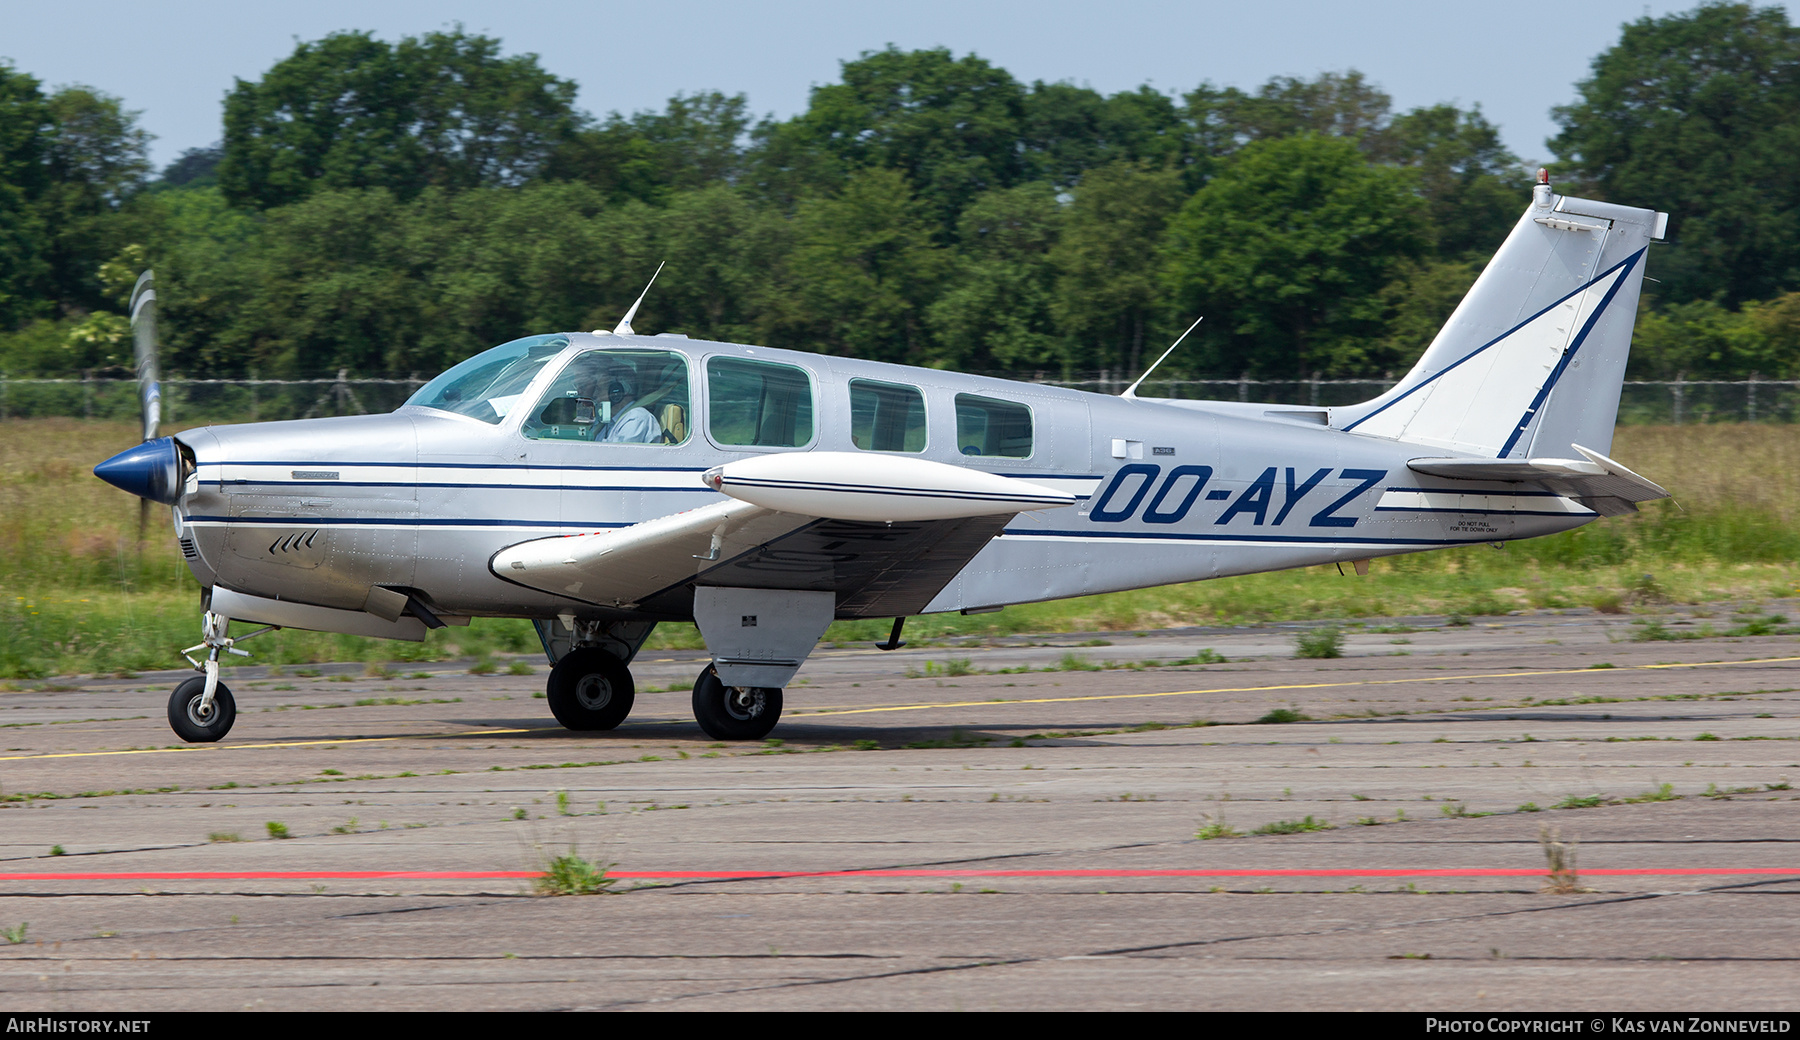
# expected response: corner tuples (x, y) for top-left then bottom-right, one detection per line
(2, 606), (1797, 1010)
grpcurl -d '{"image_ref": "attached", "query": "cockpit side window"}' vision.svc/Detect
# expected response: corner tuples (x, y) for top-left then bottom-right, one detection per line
(406, 334), (569, 423)
(850, 378), (926, 453)
(955, 394), (1033, 458)
(707, 357), (814, 448)
(522, 348), (691, 445)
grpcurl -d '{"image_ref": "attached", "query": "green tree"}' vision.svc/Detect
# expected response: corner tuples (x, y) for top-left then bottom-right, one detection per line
(220, 29), (582, 209)
(0, 61), (52, 329)
(757, 47), (1028, 234)
(1181, 71), (1393, 160)
(39, 86), (152, 313)
(1021, 82), (1186, 188)
(547, 92), (751, 205)
(928, 182), (1065, 370)
(780, 168), (949, 363)
(1550, 3), (1800, 304)
(1375, 258), (1484, 373)
(649, 186), (792, 344)
(1163, 135), (1427, 376)
(1382, 104), (1527, 259)
(1051, 162), (1188, 374)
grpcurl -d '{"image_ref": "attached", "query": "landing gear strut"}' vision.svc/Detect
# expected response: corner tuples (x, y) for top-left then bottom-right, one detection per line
(692, 665), (783, 740)
(545, 648), (636, 730)
(168, 608), (270, 743)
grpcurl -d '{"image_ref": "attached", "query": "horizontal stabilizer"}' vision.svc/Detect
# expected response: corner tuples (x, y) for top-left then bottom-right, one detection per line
(1408, 444), (1669, 516)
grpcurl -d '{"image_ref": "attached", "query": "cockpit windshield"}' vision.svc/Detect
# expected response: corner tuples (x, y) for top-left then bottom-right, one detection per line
(405, 334), (570, 423)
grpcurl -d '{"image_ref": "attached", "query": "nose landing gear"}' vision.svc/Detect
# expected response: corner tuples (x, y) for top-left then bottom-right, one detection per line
(167, 607), (274, 743)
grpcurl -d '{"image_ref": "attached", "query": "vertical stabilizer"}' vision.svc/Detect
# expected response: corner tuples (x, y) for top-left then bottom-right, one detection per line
(1335, 176), (1666, 458)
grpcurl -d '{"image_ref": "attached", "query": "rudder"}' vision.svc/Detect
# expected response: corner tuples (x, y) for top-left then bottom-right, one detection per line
(1334, 174), (1666, 459)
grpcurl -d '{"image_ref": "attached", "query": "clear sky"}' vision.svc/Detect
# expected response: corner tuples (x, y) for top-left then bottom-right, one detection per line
(0, 0), (1772, 171)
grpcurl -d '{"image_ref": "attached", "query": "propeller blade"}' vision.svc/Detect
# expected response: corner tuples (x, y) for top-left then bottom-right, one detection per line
(129, 270), (160, 442)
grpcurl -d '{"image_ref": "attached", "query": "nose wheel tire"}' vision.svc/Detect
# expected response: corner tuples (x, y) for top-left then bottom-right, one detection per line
(546, 648), (636, 731)
(691, 665), (782, 740)
(168, 677), (236, 743)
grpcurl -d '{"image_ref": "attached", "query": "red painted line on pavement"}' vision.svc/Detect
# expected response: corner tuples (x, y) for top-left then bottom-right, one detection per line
(1, 868), (1795, 882)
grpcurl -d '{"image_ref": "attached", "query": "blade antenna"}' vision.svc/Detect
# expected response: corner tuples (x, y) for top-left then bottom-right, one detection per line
(613, 261), (666, 336)
(1121, 316), (1203, 399)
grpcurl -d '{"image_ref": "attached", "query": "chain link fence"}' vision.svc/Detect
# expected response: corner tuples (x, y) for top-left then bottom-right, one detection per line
(0, 371), (426, 424)
(2, 371), (1796, 424)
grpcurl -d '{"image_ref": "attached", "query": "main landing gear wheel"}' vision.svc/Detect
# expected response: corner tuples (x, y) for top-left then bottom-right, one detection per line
(691, 665), (783, 741)
(168, 677), (236, 743)
(546, 648), (636, 731)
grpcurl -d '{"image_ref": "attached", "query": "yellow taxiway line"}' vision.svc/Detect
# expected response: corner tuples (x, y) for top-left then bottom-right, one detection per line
(786, 655), (1800, 718)
(5, 655), (1796, 761)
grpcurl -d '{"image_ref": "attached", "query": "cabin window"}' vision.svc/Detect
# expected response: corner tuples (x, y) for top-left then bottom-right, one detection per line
(850, 379), (927, 453)
(521, 348), (691, 444)
(707, 357), (814, 448)
(407, 334), (568, 424)
(955, 394), (1033, 458)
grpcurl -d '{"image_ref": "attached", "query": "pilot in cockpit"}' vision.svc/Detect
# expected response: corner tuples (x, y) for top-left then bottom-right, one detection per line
(598, 369), (662, 444)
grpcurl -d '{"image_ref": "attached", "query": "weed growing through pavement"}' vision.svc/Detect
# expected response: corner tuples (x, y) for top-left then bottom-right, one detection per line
(1195, 812), (1242, 840)
(535, 851), (615, 896)
(1253, 816), (1335, 835)
(1256, 707), (1312, 724)
(208, 832), (242, 842)
(264, 821), (290, 839)
(1554, 794), (1605, 810)
(1294, 627), (1344, 659)
(1539, 825), (1589, 894)
(3, 923), (26, 944)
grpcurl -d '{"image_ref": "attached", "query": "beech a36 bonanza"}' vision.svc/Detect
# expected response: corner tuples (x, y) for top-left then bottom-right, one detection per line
(95, 174), (1671, 743)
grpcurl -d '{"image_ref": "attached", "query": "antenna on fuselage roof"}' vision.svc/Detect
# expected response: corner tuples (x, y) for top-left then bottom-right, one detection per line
(1120, 315), (1203, 399)
(600, 261), (665, 336)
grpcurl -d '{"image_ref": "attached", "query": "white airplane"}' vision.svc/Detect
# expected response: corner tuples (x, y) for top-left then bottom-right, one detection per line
(95, 172), (1669, 744)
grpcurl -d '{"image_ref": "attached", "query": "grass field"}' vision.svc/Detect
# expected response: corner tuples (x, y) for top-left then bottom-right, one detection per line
(3, 419), (1797, 679)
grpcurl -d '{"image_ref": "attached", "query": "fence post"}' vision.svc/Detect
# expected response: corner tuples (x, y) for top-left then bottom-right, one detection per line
(1672, 373), (1684, 426)
(249, 368), (258, 421)
(1310, 373), (1320, 407)
(1, 370), (7, 420)
(1747, 372), (1758, 423)
(1238, 372), (1250, 402)
(82, 369), (92, 420)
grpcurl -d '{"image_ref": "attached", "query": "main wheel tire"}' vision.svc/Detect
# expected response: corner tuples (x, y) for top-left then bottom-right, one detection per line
(546, 648), (635, 731)
(691, 665), (782, 740)
(168, 677), (236, 743)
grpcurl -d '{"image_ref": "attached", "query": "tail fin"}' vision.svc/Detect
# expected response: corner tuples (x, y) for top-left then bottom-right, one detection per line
(1334, 174), (1667, 459)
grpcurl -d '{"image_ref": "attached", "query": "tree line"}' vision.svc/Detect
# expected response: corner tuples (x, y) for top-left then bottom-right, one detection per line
(3, 2), (1800, 384)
